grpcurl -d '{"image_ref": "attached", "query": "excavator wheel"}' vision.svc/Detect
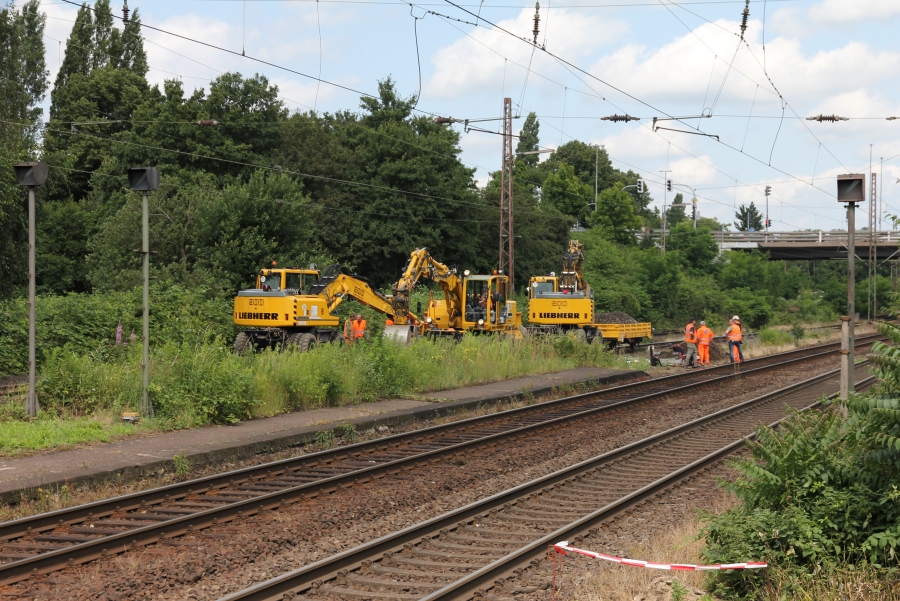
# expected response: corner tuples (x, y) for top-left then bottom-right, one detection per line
(234, 332), (252, 356)
(333, 333), (346, 346)
(297, 333), (318, 352)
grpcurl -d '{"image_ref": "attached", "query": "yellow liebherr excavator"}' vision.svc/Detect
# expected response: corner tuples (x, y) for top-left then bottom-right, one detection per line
(526, 240), (652, 347)
(385, 248), (523, 341)
(233, 264), (408, 354)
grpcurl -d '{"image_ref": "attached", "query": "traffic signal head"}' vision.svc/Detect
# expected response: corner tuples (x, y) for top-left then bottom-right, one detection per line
(127, 167), (160, 192)
(837, 174), (866, 203)
(667, 179), (672, 192)
(765, 185), (772, 196)
(636, 180), (644, 193)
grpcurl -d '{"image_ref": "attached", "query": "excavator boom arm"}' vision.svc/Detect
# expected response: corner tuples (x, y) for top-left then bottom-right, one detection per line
(390, 248), (456, 324)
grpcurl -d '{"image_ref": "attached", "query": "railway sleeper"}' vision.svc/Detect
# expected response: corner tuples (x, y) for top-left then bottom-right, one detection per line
(366, 563), (459, 581)
(320, 584), (422, 600)
(341, 573), (446, 590)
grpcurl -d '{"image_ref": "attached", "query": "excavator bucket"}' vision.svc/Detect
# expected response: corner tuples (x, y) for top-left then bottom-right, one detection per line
(384, 324), (417, 345)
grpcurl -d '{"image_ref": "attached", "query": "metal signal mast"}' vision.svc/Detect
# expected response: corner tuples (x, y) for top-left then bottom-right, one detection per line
(499, 97), (515, 286)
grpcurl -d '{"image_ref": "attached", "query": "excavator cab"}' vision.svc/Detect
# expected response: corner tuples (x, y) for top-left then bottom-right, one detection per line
(461, 275), (513, 329)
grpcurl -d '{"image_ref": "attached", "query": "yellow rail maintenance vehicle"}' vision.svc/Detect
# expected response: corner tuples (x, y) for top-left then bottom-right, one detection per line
(234, 264), (403, 354)
(385, 249), (523, 341)
(526, 241), (652, 348)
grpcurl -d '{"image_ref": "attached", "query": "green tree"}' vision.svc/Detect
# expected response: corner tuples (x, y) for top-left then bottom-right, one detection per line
(734, 202), (764, 231)
(0, 0), (47, 298)
(515, 112), (540, 167)
(115, 5), (147, 76)
(541, 162), (591, 222)
(667, 221), (719, 274)
(589, 183), (642, 245)
(0, 0), (47, 153)
(284, 78), (491, 286)
(88, 171), (318, 292)
(50, 2), (94, 103)
(665, 193), (686, 227)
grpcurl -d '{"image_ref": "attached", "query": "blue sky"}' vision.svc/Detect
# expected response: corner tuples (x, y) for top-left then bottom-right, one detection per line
(35, 0), (900, 231)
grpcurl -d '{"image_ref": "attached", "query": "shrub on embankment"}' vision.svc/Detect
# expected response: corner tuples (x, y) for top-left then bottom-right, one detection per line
(699, 321), (900, 599)
(0, 284), (233, 377)
(33, 334), (628, 429)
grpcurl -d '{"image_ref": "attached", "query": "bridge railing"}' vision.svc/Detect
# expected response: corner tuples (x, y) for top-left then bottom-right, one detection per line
(646, 230), (900, 245)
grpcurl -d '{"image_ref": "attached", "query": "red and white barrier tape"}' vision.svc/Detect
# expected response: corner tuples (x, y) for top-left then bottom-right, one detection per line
(552, 542), (767, 571)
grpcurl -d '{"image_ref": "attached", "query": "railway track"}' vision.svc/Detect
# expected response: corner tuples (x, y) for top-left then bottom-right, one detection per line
(219, 362), (875, 601)
(0, 335), (880, 585)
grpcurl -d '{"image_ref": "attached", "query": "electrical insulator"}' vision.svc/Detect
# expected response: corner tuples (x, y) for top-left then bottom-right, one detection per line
(740, 0), (749, 38)
(434, 117), (454, 125)
(533, 2), (541, 45)
(601, 114), (640, 123)
(197, 119), (219, 127)
(122, 1), (129, 22)
(806, 114), (848, 122)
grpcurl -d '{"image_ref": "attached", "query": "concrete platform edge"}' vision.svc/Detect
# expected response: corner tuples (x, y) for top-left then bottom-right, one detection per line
(1, 369), (645, 505)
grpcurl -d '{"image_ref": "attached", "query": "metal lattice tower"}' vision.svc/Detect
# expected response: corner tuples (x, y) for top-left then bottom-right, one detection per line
(869, 172), (878, 319)
(499, 97), (515, 286)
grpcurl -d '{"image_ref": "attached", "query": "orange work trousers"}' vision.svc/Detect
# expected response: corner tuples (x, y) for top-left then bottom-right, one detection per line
(698, 344), (710, 365)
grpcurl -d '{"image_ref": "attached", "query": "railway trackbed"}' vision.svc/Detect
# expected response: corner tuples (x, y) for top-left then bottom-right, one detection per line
(0, 335), (880, 586)
(218, 363), (875, 601)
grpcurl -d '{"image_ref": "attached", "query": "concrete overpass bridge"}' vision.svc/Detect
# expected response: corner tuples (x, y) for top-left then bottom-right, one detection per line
(649, 230), (900, 261)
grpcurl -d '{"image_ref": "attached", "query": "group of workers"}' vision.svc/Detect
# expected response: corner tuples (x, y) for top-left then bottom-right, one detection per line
(683, 316), (743, 367)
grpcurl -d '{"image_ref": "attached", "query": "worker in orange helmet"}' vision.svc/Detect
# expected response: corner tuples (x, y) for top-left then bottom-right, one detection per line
(350, 313), (367, 341)
(683, 318), (698, 368)
(696, 320), (714, 366)
(726, 316), (743, 363)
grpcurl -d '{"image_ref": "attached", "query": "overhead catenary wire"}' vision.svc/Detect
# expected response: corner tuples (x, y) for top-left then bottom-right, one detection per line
(436, 0), (847, 203)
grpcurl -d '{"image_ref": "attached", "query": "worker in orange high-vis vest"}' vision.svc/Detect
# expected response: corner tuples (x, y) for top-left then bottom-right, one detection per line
(726, 316), (743, 363)
(696, 320), (714, 366)
(350, 314), (367, 341)
(684, 318), (698, 368)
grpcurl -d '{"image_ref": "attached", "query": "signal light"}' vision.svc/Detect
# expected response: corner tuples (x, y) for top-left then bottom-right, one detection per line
(666, 180), (672, 192)
(636, 180), (644, 193)
(764, 185), (772, 196)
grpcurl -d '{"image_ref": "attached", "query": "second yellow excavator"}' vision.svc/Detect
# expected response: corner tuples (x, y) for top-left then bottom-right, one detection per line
(385, 248), (523, 342)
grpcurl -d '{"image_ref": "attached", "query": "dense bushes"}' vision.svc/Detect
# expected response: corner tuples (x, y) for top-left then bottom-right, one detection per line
(0, 283), (233, 376)
(33, 333), (628, 428)
(700, 320), (900, 598)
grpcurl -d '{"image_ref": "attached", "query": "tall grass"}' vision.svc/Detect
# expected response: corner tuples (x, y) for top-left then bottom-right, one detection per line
(33, 334), (636, 431)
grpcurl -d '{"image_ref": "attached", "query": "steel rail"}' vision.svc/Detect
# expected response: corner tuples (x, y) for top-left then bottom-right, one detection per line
(420, 371), (877, 601)
(217, 363), (874, 601)
(0, 333), (871, 544)
(0, 337), (879, 584)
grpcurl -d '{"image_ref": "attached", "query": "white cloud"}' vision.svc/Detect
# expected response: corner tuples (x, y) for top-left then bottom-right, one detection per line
(427, 8), (626, 99)
(773, 0), (900, 34)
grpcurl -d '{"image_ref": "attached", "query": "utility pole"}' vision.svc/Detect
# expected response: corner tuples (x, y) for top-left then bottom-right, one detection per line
(659, 170), (671, 253)
(499, 98), (514, 287)
(764, 185), (771, 241)
(837, 173), (865, 400)
(13, 163), (48, 418)
(128, 167), (160, 417)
